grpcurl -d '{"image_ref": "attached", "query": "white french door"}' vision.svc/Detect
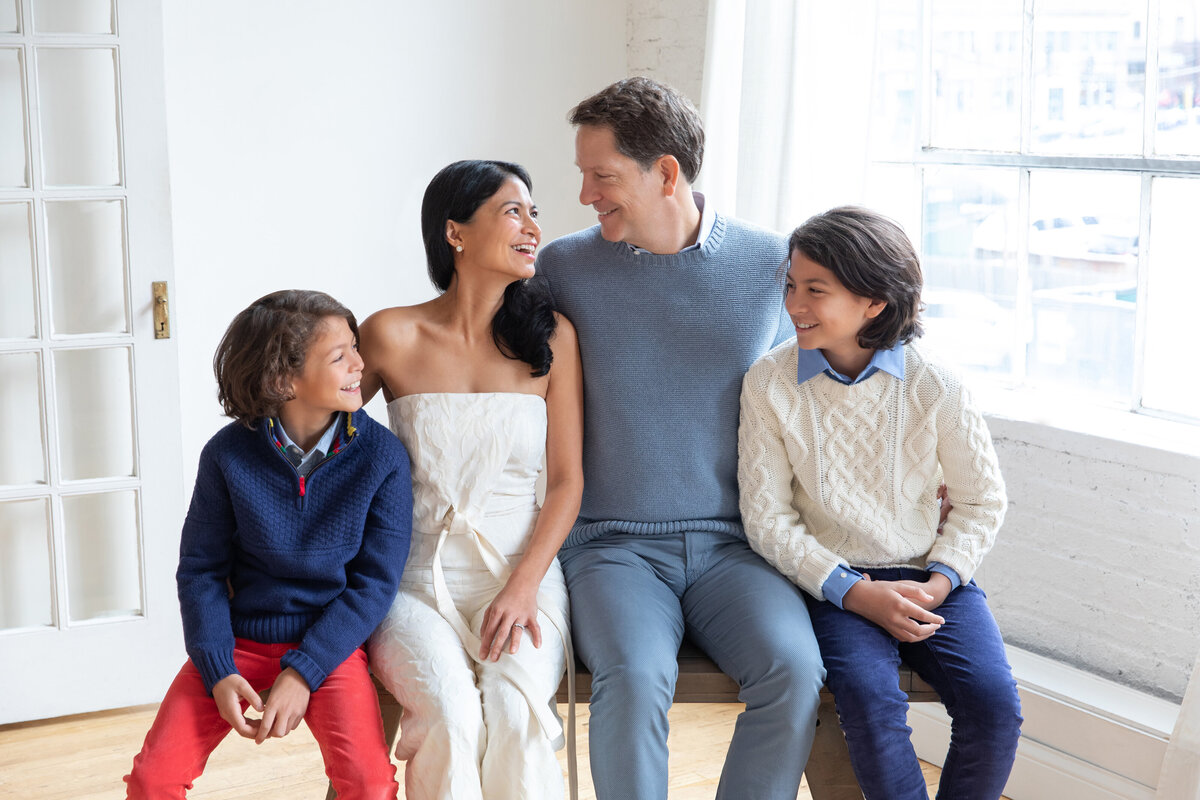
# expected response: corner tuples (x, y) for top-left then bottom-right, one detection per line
(0, 0), (184, 722)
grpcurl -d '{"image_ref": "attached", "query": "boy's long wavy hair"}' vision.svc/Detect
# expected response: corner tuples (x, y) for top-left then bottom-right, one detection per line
(214, 289), (358, 426)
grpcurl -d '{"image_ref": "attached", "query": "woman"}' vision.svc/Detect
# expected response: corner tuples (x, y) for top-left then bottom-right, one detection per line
(361, 160), (583, 800)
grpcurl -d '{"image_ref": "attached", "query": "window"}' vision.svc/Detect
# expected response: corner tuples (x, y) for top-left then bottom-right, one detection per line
(865, 0), (1200, 423)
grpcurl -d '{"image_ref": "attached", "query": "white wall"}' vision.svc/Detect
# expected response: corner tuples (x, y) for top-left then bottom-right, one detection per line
(162, 1), (628, 486)
(626, 0), (708, 106)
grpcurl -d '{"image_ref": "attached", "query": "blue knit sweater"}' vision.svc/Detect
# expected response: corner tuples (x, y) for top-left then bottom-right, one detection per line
(536, 213), (792, 546)
(176, 409), (412, 693)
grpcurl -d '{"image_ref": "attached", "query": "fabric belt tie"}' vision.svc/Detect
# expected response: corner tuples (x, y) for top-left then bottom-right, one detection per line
(429, 505), (578, 800)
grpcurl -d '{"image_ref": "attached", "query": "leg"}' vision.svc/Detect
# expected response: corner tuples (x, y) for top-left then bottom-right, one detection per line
(804, 589), (929, 800)
(368, 590), (487, 800)
(474, 563), (569, 800)
(559, 535), (687, 800)
(124, 640), (283, 799)
(123, 661), (236, 799)
(681, 536), (825, 800)
(304, 647), (399, 800)
(898, 580), (1022, 800)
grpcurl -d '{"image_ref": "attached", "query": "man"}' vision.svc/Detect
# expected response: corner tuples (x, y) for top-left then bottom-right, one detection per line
(536, 76), (825, 800)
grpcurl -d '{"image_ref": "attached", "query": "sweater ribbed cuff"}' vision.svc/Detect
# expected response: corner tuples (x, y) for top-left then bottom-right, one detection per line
(191, 649), (239, 695)
(279, 648), (327, 692)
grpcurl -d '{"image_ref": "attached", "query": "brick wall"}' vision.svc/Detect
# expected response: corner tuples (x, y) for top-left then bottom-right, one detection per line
(626, 0), (709, 107)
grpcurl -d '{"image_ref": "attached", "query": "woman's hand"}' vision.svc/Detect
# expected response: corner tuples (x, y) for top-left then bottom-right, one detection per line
(212, 673), (263, 739)
(255, 667), (310, 744)
(479, 575), (542, 662)
(842, 574), (945, 642)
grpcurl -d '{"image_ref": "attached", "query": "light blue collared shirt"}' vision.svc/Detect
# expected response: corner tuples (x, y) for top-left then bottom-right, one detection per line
(274, 416), (341, 478)
(626, 191), (716, 255)
(798, 343), (963, 607)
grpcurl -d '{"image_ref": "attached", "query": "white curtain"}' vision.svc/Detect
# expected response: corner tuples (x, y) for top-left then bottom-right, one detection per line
(699, 0), (881, 234)
(1158, 656), (1200, 798)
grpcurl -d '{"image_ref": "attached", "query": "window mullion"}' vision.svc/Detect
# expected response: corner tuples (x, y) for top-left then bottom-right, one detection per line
(1132, 173), (1153, 412)
(1143, 0), (1161, 159)
(1019, 0), (1035, 154)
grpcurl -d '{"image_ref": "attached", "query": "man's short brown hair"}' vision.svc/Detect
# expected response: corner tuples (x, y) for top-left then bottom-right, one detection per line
(570, 76), (705, 183)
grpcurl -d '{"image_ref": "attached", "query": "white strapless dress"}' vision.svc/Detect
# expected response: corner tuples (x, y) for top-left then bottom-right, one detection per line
(368, 393), (571, 800)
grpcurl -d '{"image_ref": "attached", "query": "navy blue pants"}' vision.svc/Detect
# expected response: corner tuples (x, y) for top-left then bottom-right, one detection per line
(805, 568), (1022, 800)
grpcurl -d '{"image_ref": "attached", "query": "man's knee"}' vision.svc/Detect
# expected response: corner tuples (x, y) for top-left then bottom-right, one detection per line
(590, 655), (677, 715)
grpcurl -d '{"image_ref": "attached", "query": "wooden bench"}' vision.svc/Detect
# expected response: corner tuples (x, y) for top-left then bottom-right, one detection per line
(327, 640), (939, 800)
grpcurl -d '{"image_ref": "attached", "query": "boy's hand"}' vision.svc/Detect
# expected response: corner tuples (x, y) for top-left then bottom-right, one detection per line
(843, 575), (945, 642)
(212, 673), (262, 739)
(256, 667), (310, 744)
(911, 572), (953, 612)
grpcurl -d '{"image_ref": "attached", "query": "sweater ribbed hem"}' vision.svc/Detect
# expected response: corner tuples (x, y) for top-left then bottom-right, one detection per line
(232, 611), (319, 646)
(563, 518), (745, 548)
(191, 649), (239, 695)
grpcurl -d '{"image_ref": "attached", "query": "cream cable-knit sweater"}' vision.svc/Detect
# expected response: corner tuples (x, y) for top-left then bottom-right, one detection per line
(737, 341), (1006, 599)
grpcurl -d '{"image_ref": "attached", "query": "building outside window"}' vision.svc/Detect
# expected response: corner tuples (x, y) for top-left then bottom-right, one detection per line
(865, 0), (1199, 423)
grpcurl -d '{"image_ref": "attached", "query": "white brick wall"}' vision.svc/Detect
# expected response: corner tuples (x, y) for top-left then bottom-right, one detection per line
(626, 0), (709, 107)
(978, 418), (1200, 702)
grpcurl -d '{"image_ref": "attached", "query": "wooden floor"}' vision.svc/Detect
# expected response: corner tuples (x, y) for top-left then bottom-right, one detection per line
(0, 701), (954, 799)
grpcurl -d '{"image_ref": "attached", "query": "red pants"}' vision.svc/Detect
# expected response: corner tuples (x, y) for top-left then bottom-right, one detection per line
(124, 639), (397, 799)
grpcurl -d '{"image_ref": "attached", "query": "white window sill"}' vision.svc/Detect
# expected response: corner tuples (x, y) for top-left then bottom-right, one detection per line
(974, 383), (1200, 470)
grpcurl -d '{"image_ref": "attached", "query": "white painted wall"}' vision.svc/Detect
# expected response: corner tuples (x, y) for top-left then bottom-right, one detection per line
(161, 1), (628, 488)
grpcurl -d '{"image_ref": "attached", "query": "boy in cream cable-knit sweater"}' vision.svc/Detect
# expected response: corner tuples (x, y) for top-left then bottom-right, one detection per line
(738, 206), (1022, 799)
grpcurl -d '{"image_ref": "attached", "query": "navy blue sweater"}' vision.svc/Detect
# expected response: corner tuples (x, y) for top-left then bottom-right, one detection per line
(176, 409), (412, 693)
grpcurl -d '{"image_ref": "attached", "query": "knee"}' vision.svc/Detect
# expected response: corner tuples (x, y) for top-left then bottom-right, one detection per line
(591, 657), (675, 718)
(742, 638), (826, 710)
(952, 673), (1023, 747)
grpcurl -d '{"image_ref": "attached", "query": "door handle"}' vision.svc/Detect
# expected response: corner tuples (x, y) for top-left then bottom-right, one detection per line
(152, 281), (170, 339)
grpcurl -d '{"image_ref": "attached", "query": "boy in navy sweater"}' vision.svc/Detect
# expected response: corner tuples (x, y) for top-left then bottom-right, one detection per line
(125, 290), (412, 800)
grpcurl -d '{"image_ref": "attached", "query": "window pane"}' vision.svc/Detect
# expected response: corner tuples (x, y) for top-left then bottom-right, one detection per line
(0, 351), (47, 486)
(62, 490), (141, 622)
(32, 0), (113, 34)
(0, 48), (28, 188)
(1027, 170), (1140, 398)
(929, 0), (1023, 152)
(36, 47), (120, 187)
(921, 167), (1021, 374)
(1155, 0), (1200, 157)
(0, 0), (17, 33)
(1142, 177), (1200, 418)
(46, 199), (128, 335)
(0, 498), (54, 630)
(53, 346), (135, 480)
(1031, 3), (1146, 155)
(0, 202), (37, 338)
(870, 5), (920, 159)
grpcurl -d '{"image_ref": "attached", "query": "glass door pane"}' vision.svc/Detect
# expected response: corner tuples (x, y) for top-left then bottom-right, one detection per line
(0, 202), (37, 338)
(53, 346), (135, 480)
(0, 47), (28, 187)
(32, 0), (113, 34)
(62, 490), (141, 622)
(0, 351), (47, 486)
(0, 498), (54, 630)
(46, 199), (128, 335)
(36, 47), (121, 186)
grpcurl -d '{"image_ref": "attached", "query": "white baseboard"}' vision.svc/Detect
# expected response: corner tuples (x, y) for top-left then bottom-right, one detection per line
(908, 646), (1179, 799)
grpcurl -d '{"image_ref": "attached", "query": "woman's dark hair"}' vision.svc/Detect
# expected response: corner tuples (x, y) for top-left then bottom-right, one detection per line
(569, 76), (705, 184)
(421, 159), (556, 377)
(788, 206), (924, 350)
(214, 289), (359, 426)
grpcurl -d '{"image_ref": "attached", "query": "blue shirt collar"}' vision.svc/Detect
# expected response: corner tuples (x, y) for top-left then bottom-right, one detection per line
(796, 342), (906, 386)
(273, 415), (342, 476)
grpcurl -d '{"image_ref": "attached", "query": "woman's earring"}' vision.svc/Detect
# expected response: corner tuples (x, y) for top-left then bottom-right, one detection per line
(455, 245), (463, 253)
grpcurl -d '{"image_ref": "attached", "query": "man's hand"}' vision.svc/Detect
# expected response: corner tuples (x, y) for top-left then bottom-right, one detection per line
(212, 673), (262, 739)
(256, 668), (310, 744)
(842, 575), (945, 642)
